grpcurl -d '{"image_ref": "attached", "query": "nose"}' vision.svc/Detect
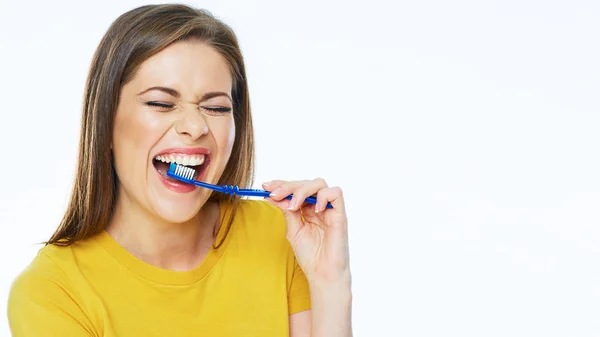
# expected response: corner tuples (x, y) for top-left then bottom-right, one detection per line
(174, 107), (209, 140)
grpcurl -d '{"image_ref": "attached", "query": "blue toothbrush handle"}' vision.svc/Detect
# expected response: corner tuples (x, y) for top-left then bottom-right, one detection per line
(229, 188), (333, 209)
(166, 164), (333, 209)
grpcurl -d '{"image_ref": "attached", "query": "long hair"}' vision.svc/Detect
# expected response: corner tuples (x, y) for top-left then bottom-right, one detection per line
(46, 4), (254, 248)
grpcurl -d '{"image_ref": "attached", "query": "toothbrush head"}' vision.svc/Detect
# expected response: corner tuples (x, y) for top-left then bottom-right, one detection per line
(168, 162), (196, 180)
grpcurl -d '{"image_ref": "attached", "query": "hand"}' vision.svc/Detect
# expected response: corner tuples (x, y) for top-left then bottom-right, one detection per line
(262, 178), (350, 285)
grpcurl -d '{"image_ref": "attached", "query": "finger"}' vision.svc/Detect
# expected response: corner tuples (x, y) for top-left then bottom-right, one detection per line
(261, 179), (286, 192)
(314, 186), (345, 215)
(287, 178), (329, 211)
(267, 180), (309, 202)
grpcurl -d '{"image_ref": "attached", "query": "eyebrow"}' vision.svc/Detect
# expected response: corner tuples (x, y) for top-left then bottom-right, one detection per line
(137, 86), (232, 102)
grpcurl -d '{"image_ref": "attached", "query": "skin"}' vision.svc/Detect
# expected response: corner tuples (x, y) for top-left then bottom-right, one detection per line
(108, 40), (234, 270)
(265, 180), (353, 337)
(107, 40), (352, 336)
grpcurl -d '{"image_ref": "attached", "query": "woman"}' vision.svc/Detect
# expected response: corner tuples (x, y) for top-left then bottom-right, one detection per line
(7, 4), (352, 337)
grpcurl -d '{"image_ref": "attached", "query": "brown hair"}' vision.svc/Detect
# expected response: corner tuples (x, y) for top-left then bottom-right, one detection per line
(46, 4), (254, 247)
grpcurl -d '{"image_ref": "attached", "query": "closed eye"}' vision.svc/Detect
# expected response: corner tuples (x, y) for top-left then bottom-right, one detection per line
(202, 106), (232, 113)
(145, 101), (232, 114)
(146, 101), (174, 109)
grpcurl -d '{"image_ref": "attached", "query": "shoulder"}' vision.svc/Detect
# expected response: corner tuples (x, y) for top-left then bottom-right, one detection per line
(8, 244), (96, 334)
(11, 244), (73, 284)
(7, 238), (101, 309)
(8, 244), (77, 301)
(8, 245), (77, 315)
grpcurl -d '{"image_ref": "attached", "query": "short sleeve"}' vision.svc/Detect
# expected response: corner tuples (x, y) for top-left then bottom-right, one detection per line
(287, 255), (311, 314)
(8, 251), (96, 337)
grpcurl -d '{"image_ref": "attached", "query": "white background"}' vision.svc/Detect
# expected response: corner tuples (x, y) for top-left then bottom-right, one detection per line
(1, 0), (599, 336)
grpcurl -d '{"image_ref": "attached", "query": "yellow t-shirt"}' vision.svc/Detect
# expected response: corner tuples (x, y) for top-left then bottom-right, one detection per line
(7, 199), (311, 336)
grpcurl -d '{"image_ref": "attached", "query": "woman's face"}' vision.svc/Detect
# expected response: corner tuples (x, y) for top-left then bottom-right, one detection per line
(112, 40), (235, 223)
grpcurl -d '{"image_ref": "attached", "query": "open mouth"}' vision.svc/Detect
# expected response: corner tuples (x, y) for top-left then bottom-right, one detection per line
(152, 153), (210, 182)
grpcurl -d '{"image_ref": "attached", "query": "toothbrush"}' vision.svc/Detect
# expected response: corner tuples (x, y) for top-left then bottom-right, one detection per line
(166, 163), (333, 209)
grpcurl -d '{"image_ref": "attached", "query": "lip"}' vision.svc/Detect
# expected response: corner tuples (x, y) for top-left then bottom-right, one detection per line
(151, 147), (212, 193)
(154, 147), (211, 157)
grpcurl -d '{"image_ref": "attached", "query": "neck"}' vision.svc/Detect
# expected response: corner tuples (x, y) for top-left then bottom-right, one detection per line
(106, 191), (219, 272)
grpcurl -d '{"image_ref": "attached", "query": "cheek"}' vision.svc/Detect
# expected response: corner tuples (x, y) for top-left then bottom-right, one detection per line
(113, 107), (167, 177)
(215, 117), (236, 154)
(207, 116), (236, 172)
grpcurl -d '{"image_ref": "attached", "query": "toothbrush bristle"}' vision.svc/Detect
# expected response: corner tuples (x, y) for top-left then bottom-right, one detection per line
(174, 163), (196, 180)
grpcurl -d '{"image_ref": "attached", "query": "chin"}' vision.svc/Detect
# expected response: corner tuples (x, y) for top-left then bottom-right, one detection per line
(150, 197), (205, 224)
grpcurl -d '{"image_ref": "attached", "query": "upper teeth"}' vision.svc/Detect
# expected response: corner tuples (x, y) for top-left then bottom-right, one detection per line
(154, 154), (205, 166)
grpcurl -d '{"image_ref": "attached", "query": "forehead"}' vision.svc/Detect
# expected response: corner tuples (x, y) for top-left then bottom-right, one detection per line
(131, 40), (232, 95)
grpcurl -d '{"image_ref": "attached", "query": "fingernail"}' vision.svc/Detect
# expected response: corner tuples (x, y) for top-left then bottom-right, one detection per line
(288, 198), (297, 210)
(263, 181), (273, 186)
(270, 188), (282, 197)
(315, 204), (320, 213)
